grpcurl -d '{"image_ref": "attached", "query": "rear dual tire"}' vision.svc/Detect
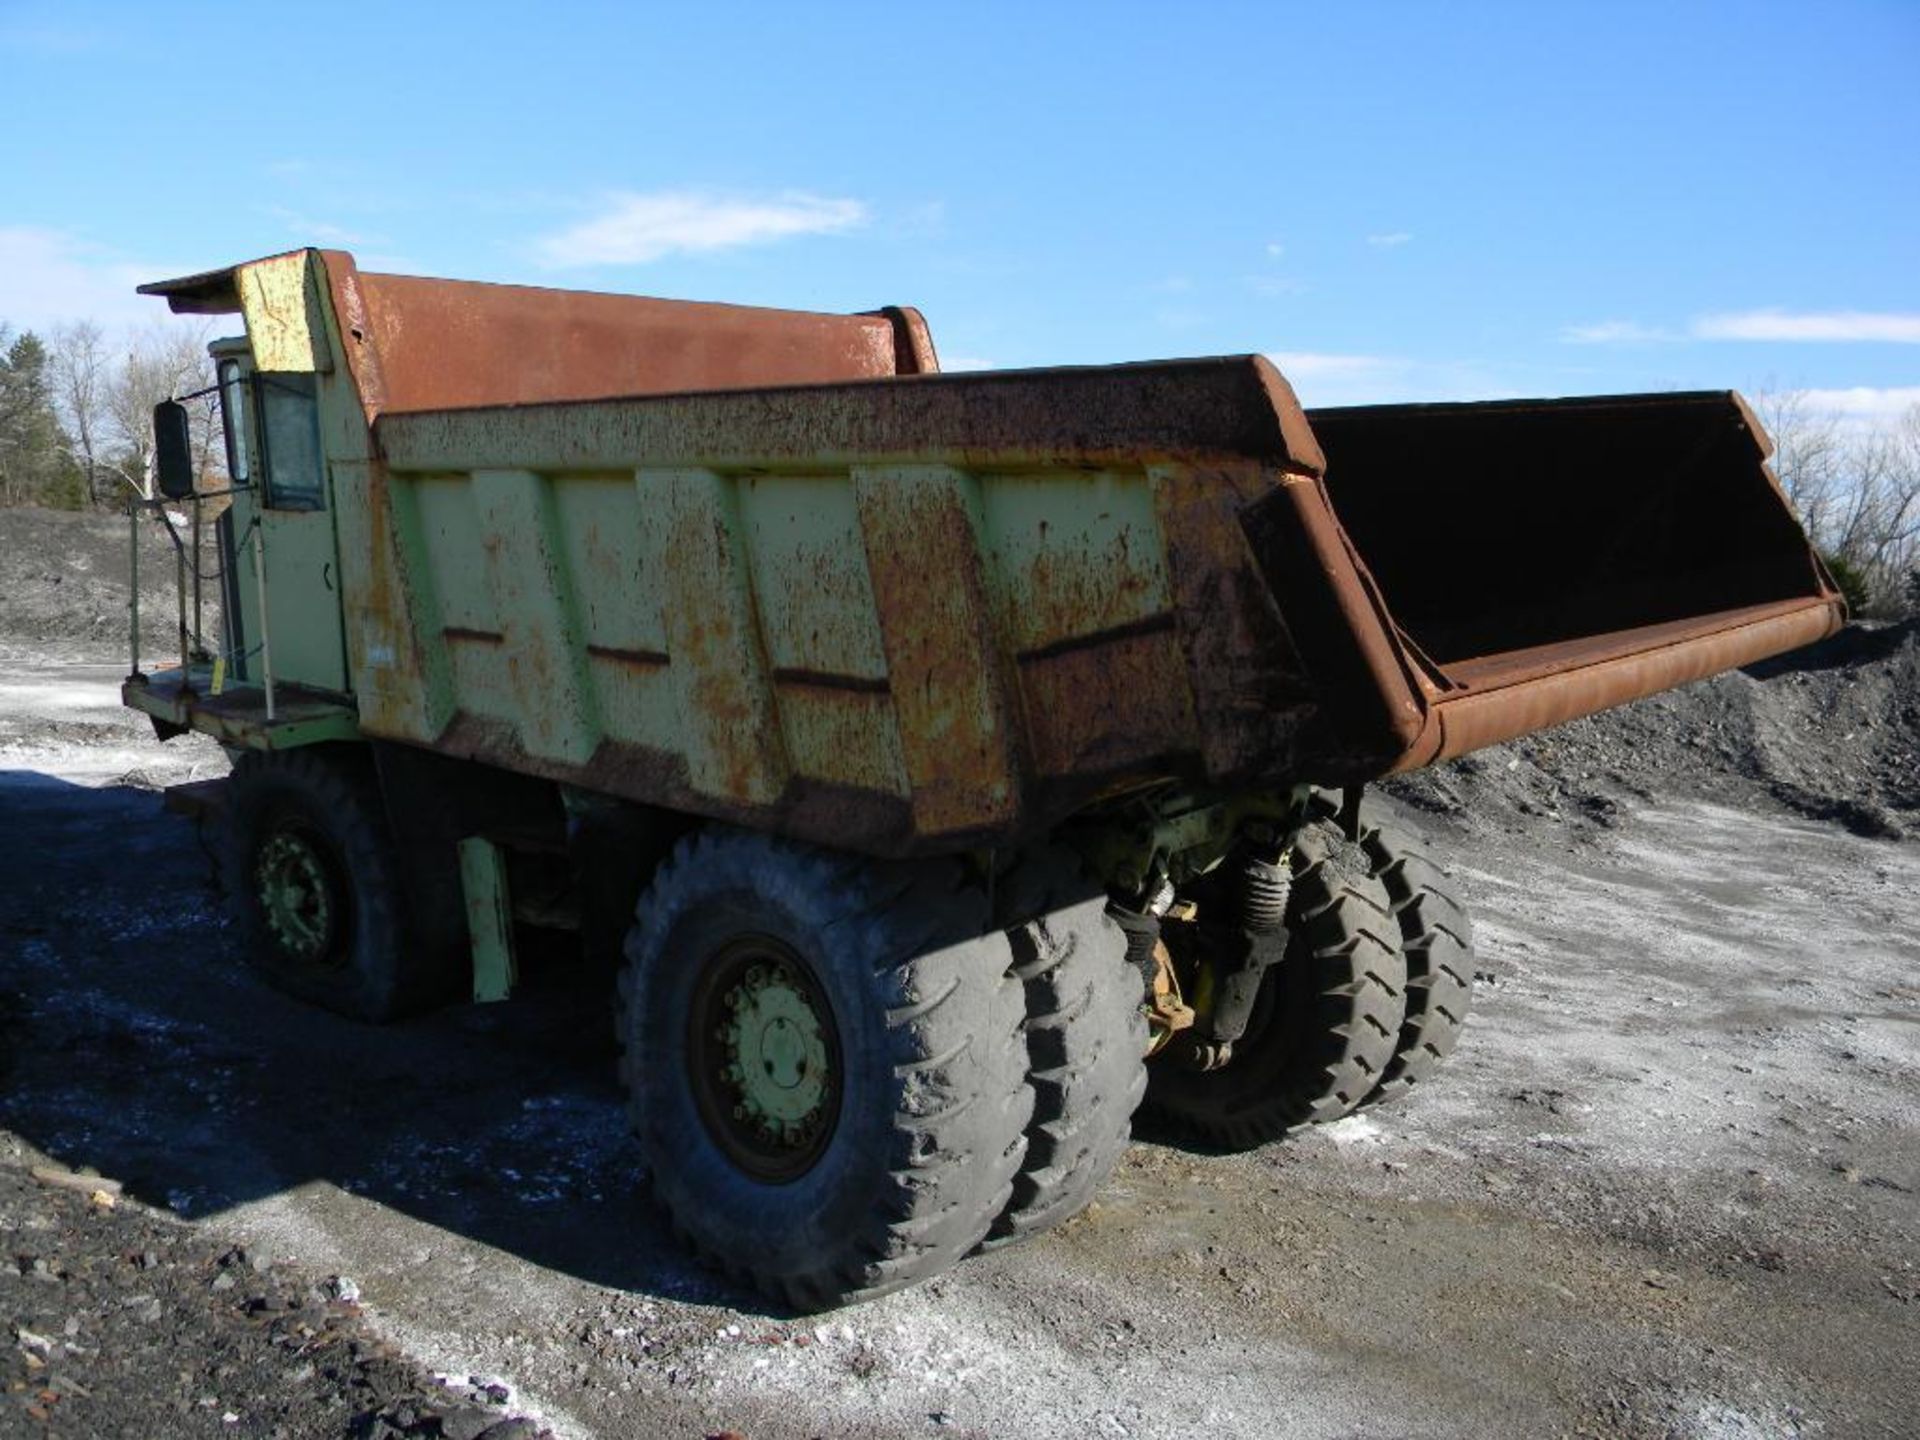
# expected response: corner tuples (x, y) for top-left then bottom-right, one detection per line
(619, 828), (1034, 1310)
(1351, 812), (1475, 1104)
(1145, 822), (1408, 1149)
(983, 846), (1148, 1250)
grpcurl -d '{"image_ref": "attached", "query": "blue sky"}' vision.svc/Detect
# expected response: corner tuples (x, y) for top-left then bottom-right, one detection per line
(2, 1), (1915, 419)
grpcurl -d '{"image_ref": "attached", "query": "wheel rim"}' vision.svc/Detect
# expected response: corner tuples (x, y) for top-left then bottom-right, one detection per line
(687, 936), (841, 1183)
(254, 824), (346, 966)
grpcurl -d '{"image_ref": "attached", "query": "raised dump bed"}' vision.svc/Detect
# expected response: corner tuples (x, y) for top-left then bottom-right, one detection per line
(121, 249), (1843, 1307)
(1299, 392), (1841, 770)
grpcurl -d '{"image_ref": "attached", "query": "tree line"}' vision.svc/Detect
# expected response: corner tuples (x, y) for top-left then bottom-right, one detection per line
(2, 316), (1915, 617)
(1754, 392), (1920, 619)
(0, 319), (223, 511)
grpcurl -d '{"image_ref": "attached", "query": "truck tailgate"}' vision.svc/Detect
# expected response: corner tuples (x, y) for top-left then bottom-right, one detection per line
(1263, 392), (1845, 776)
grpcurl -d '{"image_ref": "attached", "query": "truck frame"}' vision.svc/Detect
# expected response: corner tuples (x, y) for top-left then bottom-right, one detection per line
(124, 248), (1844, 1307)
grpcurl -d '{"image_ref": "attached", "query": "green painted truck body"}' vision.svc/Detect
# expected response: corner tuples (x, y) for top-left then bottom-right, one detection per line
(126, 248), (1845, 862)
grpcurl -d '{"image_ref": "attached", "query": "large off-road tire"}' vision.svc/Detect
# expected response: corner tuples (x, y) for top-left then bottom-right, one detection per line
(980, 846), (1148, 1250)
(618, 827), (1033, 1310)
(1351, 810), (1475, 1105)
(221, 746), (453, 1023)
(1145, 822), (1406, 1150)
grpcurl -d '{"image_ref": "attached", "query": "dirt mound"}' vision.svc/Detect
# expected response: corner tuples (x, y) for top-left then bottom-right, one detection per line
(1387, 620), (1920, 841)
(0, 506), (218, 661)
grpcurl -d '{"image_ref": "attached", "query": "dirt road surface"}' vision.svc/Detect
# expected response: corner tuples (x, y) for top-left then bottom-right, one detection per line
(3, 649), (1914, 1439)
(1, 510), (1915, 1439)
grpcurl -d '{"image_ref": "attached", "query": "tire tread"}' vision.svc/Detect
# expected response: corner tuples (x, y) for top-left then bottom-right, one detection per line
(978, 846), (1148, 1250)
(618, 828), (1032, 1309)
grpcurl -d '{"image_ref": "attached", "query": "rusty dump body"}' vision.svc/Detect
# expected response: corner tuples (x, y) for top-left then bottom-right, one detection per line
(1285, 394), (1845, 774)
(135, 250), (1844, 859)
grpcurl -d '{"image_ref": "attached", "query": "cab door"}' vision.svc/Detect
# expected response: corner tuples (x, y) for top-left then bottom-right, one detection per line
(252, 371), (348, 694)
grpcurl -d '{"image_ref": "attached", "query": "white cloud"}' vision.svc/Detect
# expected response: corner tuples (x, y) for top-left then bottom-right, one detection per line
(1565, 311), (1920, 346)
(534, 190), (868, 267)
(1366, 232), (1413, 249)
(1154, 305), (1209, 331)
(1561, 320), (1676, 345)
(264, 207), (378, 247)
(1269, 351), (1393, 377)
(353, 254), (422, 275)
(1694, 310), (1920, 343)
(1265, 241), (1286, 259)
(1266, 351), (1518, 406)
(1797, 386), (1920, 423)
(0, 227), (189, 334)
(1247, 275), (1308, 298)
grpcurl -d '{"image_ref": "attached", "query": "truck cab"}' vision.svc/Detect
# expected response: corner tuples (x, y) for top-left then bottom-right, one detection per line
(206, 335), (350, 697)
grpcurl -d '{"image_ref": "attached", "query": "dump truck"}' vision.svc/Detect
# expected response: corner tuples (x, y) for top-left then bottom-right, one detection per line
(124, 249), (1845, 1309)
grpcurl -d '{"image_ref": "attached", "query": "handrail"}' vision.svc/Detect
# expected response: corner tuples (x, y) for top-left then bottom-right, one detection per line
(126, 485), (262, 699)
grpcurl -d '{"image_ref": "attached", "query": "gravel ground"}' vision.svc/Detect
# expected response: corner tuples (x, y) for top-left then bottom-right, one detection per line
(3, 508), (1916, 1437)
(1, 1159), (544, 1440)
(0, 505), (220, 663)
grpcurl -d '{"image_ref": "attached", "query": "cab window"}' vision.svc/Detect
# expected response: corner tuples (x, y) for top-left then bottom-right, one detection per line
(257, 373), (325, 511)
(217, 359), (251, 485)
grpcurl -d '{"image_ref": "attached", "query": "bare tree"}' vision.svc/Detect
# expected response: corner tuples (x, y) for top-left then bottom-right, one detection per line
(1863, 405), (1920, 600)
(1755, 389), (1846, 541)
(98, 321), (221, 500)
(1757, 389), (1920, 617)
(0, 321), (14, 507)
(49, 320), (109, 505)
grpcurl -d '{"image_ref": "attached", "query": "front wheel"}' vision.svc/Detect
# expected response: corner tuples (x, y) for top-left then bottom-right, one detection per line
(618, 828), (1033, 1310)
(221, 747), (449, 1022)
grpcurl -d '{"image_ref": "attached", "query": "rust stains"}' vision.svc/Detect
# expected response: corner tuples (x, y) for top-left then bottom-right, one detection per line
(338, 267), (901, 421)
(377, 357), (1329, 477)
(1292, 390), (1848, 780)
(855, 465), (1020, 839)
(281, 252), (1847, 852)
(771, 666), (892, 696)
(1150, 460), (1317, 784)
(586, 643), (671, 668)
(1017, 622), (1196, 779)
(1396, 600), (1841, 770)
(862, 305), (941, 376)
(1015, 611), (1179, 666)
(655, 468), (788, 805)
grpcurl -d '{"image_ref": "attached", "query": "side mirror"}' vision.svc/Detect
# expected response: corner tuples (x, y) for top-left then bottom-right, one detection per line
(152, 401), (195, 501)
